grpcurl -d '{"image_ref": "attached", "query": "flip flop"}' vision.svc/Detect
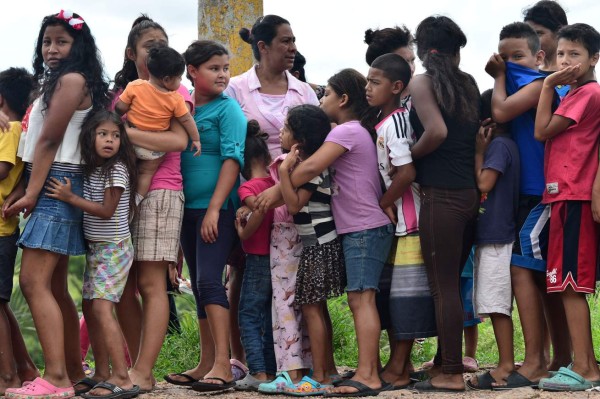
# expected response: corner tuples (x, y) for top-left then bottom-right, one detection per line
(412, 379), (465, 393)
(163, 372), (199, 387)
(74, 377), (100, 395)
(323, 379), (381, 397)
(192, 377), (236, 392)
(80, 382), (140, 399)
(409, 370), (429, 382)
(466, 371), (497, 390)
(492, 371), (538, 391)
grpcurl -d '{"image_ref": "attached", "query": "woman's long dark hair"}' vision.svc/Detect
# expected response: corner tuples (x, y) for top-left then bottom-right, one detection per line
(33, 12), (109, 111)
(80, 109), (138, 215)
(415, 16), (480, 124)
(327, 68), (378, 139)
(113, 15), (168, 91)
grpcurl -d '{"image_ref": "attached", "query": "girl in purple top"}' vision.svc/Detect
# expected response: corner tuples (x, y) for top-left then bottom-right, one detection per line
(257, 69), (394, 397)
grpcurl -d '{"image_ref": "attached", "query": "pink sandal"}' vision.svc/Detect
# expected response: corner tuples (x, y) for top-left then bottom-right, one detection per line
(5, 377), (74, 399)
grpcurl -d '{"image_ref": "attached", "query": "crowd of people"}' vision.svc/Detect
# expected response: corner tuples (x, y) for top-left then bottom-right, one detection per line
(0, 1), (598, 398)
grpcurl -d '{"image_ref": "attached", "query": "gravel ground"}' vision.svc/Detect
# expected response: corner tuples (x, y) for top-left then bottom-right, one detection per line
(140, 373), (600, 399)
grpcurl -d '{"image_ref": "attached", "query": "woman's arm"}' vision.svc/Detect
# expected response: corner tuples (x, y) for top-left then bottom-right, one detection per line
(5, 73), (86, 218)
(408, 75), (448, 160)
(46, 177), (123, 219)
(126, 116), (188, 152)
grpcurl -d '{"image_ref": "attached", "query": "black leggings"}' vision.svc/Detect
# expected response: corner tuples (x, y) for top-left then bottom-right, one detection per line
(419, 186), (479, 374)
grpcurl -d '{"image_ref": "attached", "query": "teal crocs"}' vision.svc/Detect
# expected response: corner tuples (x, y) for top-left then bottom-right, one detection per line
(285, 376), (333, 396)
(258, 371), (295, 394)
(539, 367), (595, 391)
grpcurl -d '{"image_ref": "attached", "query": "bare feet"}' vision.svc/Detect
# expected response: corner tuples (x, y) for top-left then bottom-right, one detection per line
(87, 376), (134, 396)
(128, 368), (153, 392)
(0, 375), (21, 396)
(165, 364), (210, 384)
(199, 362), (233, 385)
(428, 373), (465, 391)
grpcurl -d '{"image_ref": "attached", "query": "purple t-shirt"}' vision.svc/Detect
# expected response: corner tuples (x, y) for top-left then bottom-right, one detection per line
(325, 121), (390, 234)
(476, 136), (520, 244)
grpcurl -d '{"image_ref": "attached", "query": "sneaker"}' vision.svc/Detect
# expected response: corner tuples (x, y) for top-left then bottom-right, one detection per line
(258, 371), (295, 394)
(235, 373), (268, 391)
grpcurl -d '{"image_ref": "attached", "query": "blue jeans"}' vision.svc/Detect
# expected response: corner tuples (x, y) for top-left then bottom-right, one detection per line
(238, 254), (276, 375)
(342, 224), (394, 292)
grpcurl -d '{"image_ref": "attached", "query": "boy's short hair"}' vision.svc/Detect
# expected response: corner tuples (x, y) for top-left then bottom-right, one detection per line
(147, 45), (186, 80)
(558, 23), (600, 56)
(499, 22), (541, 54)
(371, 53), (411, 88)
(523, 0), (568, 33)
(291, 51), (307, 82)
(0, 67), (34, 120)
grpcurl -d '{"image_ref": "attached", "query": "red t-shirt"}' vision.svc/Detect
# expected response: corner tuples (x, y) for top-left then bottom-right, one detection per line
(543, 82), (600, 203)
(237, 176), (275, 255)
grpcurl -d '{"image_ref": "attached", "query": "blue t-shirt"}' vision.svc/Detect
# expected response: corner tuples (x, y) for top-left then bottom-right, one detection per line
(476, 136), (520, 244)
(181, 93), (246, 209)
(505, 62), (558, 196)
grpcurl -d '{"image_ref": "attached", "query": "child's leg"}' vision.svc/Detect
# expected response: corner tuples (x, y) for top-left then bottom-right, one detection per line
(322, 303), (337, 377)
(51, 255), (85, 383)
(0, 303), (20, 394)
(19, 248), (71, 388)
(79, 316), (89, 362)
(136, 157), (163, 199)
(270, 224), (310, 381)
(87, 299), (134, 396)
(301, 302), (330, 384)
(511, 266), (548, 380)
(560, 288), (600, 380)
(490, 314), (514, 379)
(463, 325), (478, 360)
(115, 264), (141, 364)
(81, 300), (109, 381)
(380, 339), (414, 387)
(5, 305), (39, 383)
(540, 289), (572, 370)
(227, 246), (246, 363)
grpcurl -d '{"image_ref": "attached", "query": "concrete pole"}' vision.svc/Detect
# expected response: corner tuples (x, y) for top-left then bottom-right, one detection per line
(198, 0), (263, 76)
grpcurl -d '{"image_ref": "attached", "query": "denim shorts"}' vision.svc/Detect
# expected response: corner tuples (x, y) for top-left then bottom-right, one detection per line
(18, 168), (85, 255)
(342, 223), (394, 292)
(0, 229), (19, 301)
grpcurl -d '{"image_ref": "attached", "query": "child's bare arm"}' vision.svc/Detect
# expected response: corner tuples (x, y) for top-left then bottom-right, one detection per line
(474, 125), (500, 193)
(486, 54), (544, 124)
(46, 177), (123, 219)
(279, 145), (313, 215)
(379, 163), (415, 224)
(177, 113), (201, 156)
(235, 209), (266, 240)
(0, 162), (13, 181)
(114, 99), (130, 116)
(534, 67), (578, 141)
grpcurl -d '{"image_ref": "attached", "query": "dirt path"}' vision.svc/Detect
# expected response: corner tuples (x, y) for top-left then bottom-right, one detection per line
(141, 382), (598, 399)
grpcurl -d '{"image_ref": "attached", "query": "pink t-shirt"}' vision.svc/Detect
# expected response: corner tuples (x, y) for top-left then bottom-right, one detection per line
(325, 121), (391, 234)
(225, 66), (319, 158)
(111, 85), (193, 192)
(543, 82), (600, 203)
(238, 176), (275, 255)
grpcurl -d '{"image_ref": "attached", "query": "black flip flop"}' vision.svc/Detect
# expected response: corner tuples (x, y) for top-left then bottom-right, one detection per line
(492, 371), (538, 391)
(323, 379), (381, 397)
(192, 377), (236, 392)
(466, 371), (497, 390)
(412, 379), (465, 393)
(164, 372), (199, 387)
(74, 377), (99, 396)
(80, 382), (140, 399)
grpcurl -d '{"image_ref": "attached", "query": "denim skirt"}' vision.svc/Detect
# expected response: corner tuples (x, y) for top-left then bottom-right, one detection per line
(18, 167), (85, 255)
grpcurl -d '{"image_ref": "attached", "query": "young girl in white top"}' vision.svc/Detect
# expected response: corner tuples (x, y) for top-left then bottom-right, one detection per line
(4, 10), (110, 399)
(46, 110), (138, 398)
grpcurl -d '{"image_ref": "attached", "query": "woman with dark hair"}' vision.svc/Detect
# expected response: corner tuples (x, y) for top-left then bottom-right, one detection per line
(224, 14), (319, 391)
(408, 16), (481, 393)
(111, 15), (191, 393)
(523, 0), (568, 74)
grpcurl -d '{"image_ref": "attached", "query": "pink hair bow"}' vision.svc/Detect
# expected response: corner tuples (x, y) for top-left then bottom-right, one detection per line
(56, 9), (85, 30)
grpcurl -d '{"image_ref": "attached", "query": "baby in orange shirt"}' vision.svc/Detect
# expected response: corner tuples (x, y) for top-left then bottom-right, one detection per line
(116, 45), (200, 201)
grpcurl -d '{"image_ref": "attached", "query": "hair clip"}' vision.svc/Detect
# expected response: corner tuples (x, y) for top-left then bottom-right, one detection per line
(56, 9), (85, 30)
(429, 49), (439, 54)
